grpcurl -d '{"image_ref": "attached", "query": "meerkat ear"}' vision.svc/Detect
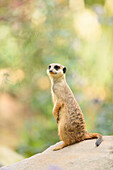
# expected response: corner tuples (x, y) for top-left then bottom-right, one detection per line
(63, 67), (66, 74)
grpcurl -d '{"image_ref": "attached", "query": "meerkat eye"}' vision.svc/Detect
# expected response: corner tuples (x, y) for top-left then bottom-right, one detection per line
(54, 65), (60, 70)
(48, 65), (51, 69)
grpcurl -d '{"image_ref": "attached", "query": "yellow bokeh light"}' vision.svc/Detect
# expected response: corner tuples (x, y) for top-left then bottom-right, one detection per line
(0, 69), (25, 86)
(11, 69), (25, 84)
(73, 9), (101, 41)
(85, 86), (106, 101)
(37, 76), (50, 90)
(105, 0), (113, 16)
(31, 9), (46, 26)
(69, 0), (85, 11)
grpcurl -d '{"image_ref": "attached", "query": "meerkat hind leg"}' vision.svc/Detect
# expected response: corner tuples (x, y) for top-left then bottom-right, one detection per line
(53, 142), (68, 151)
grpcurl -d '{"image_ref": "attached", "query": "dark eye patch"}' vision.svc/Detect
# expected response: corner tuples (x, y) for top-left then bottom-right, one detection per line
(54, 65), (60, 70)
(48, 65), (51, 69)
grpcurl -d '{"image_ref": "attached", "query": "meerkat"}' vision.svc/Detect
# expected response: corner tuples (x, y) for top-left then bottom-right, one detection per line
(47, 63), (103, 151)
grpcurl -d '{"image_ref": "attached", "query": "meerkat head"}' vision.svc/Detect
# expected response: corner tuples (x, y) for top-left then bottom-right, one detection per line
(47, 63), (66, 80)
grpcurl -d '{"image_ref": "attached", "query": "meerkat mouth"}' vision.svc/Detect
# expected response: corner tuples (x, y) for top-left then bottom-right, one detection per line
(49, 71), (57, 75)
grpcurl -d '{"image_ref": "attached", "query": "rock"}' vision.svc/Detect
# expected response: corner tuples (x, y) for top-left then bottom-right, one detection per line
(0, 136), (113, 170)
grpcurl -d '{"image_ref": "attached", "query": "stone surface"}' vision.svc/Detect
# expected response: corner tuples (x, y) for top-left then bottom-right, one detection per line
(0, 136), (113, 170)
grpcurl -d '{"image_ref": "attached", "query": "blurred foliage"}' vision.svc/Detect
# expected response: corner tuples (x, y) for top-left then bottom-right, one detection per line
(85, 0), (105, 6)
(17, 118), (59, 157)
(0, 0), (113, 157)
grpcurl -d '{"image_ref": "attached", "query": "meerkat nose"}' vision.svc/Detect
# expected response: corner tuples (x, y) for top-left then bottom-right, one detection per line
(49, 70), (53, 73)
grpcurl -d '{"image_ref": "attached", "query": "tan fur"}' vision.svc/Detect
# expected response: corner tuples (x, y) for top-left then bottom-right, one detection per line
(47, 63), (103, 151)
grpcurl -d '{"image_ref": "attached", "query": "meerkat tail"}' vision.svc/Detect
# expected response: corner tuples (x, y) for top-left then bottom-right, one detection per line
(84, 133), (103, 147)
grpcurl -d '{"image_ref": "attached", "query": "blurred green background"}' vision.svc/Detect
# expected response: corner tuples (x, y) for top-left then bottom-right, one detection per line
(0, 0), (113, 161)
